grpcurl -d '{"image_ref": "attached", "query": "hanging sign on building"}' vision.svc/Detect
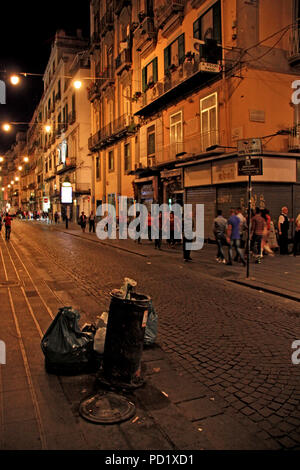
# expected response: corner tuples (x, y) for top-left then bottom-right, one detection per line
(237, 138), (262, 157)
(199, 62), (222, 73)
(61, 182), (73, 204)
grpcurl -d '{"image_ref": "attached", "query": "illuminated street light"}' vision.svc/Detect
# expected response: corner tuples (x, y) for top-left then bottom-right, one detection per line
(10, 75), (20, 85)
(2, 123), (11, 132)
(15, 176), (19, 181)
(10, 180), (14, 185)
(0, 156), (4, 162)
(73, 80), (82, 90)
(8, 184), (11, 188)
(1, 188), (4, 192)
(23, 157), (29, 163)
(18, 165), (23, 171)
(45, 125), (51, 133)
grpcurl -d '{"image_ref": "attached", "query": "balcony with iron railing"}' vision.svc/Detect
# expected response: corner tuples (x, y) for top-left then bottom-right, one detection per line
(288, 124), (300, 151)
(288, 27), (300, 66)
(88, 114), (137, 151)
(56, 157), (76, 175)
(155, 0), (185, 31)
(75, 182), (91, 195)
(87, 81), (101, 102)
(115, 48), (132, 75)
(136, 52), (222, 117)
(151, 130), (222, 165)
(135, 16), (157, 54)
(100, 8), (114, 37)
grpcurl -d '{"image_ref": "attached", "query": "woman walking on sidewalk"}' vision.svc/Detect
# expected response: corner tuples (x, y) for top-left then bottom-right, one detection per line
(79, 212), (87, 233)
(4, 213), (12, 241)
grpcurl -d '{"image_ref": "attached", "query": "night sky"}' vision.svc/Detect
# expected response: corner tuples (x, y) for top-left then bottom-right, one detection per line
(0, 1), (90, 153)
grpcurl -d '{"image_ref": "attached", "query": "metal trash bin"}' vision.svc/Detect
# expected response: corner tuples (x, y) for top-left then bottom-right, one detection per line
(102, 289), (151, 389)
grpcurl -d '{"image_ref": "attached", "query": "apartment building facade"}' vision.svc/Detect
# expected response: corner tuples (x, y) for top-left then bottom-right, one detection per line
(89, 0), (300, 238)
(40, 30), (92, 222)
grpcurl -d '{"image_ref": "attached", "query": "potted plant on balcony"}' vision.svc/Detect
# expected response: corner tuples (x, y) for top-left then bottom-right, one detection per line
(184, 51), (195, 62)
(132, 91), (142, 102)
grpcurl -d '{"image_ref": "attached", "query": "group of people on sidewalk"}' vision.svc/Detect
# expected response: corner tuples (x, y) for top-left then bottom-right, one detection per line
(0, 212), (13, 240)
(213, 205), (300, 266)
(78, 211), (96, 233)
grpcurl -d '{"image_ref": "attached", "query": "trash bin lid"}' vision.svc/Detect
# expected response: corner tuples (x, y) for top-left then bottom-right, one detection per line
(79, 391), (136, 424)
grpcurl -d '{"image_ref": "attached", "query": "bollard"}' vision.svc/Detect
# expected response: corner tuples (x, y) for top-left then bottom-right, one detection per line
(101, 289), (151, 389)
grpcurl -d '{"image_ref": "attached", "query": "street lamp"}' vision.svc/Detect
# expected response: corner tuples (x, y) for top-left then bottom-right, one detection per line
(23, 157), (29, 163)
(10, 75), (20, 86)
(18, 165), (22, 171)
(0, 156), (4, 163)
(2, 123), (11, 132)
(73, 80), (82, 90)
(45, 125), (51, 133)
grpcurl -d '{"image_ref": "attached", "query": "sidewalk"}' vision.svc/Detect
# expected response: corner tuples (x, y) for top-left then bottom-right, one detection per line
(43, 219), (300, 303)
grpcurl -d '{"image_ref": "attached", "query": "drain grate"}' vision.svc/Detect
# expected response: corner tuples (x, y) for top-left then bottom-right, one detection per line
(79, 392), (136, 424)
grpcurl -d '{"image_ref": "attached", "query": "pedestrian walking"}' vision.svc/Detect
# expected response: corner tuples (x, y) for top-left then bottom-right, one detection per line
(226, 208), (246, 266)
(167, 212), (175, 247)
(147, 212), (152, 241)
(183, 209), (193, 262)
(54, 211), (59, 224)
(89, 211), (96, 233)
(278, 207), (293, 255)
(261, 208), (274, 256)
(154, 212), (162, 250)
(0, 214), (2, 232)
(79, 211), (87, 233)
(250, 207), (267, 263)
(4, 213), (12, 241)
(236, 207), (247, 249)
(213, 210), (227, 263)
(293, 213), (300, 256)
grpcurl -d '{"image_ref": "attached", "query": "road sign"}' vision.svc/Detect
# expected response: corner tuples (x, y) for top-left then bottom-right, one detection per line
(237, 138), (262, 157)
(238, 157), (263, 176)
(199, 62), (222, 73)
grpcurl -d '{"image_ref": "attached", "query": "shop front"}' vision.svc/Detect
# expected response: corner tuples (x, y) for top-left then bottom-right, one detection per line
(180, 153), (300, 241)
(160, 168), (184, 207)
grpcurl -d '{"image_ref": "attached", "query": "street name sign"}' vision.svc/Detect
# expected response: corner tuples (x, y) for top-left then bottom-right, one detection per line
(238, 157), (263, 176)
(199, 62), (222, 73)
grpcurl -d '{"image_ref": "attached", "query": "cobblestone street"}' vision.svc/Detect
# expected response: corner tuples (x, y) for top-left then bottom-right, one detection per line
(1, 219), (300, 450)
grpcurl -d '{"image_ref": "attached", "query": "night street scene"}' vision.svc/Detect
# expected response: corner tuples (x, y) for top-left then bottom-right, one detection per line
(1, 0), (300, 462)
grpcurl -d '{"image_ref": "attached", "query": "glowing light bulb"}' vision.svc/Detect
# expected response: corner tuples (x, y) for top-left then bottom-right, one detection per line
(73, 80), (82, 90)
(10, 75), (20, 85)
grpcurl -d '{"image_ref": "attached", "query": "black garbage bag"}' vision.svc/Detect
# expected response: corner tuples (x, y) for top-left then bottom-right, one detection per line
(41, 307), (95, 375)
(144, 300), (158, 346)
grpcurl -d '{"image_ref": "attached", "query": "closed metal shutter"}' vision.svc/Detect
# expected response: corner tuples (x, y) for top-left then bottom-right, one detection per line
(252, 183), (292, 224)
(186, 186), (216, 240)
(216, 184), (247, 219)
(293, 184), (300, 218)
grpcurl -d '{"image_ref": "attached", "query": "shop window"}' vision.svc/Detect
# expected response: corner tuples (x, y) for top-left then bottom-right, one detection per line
(193, 1), (221, 43)
(164, 34), (185, 74)
(200, 92), (218, 151)
(142, 57), (158, 92)
(124, 143), (131, 173)
(170, 111), (183, 158)
(108, 150), (114, 172)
